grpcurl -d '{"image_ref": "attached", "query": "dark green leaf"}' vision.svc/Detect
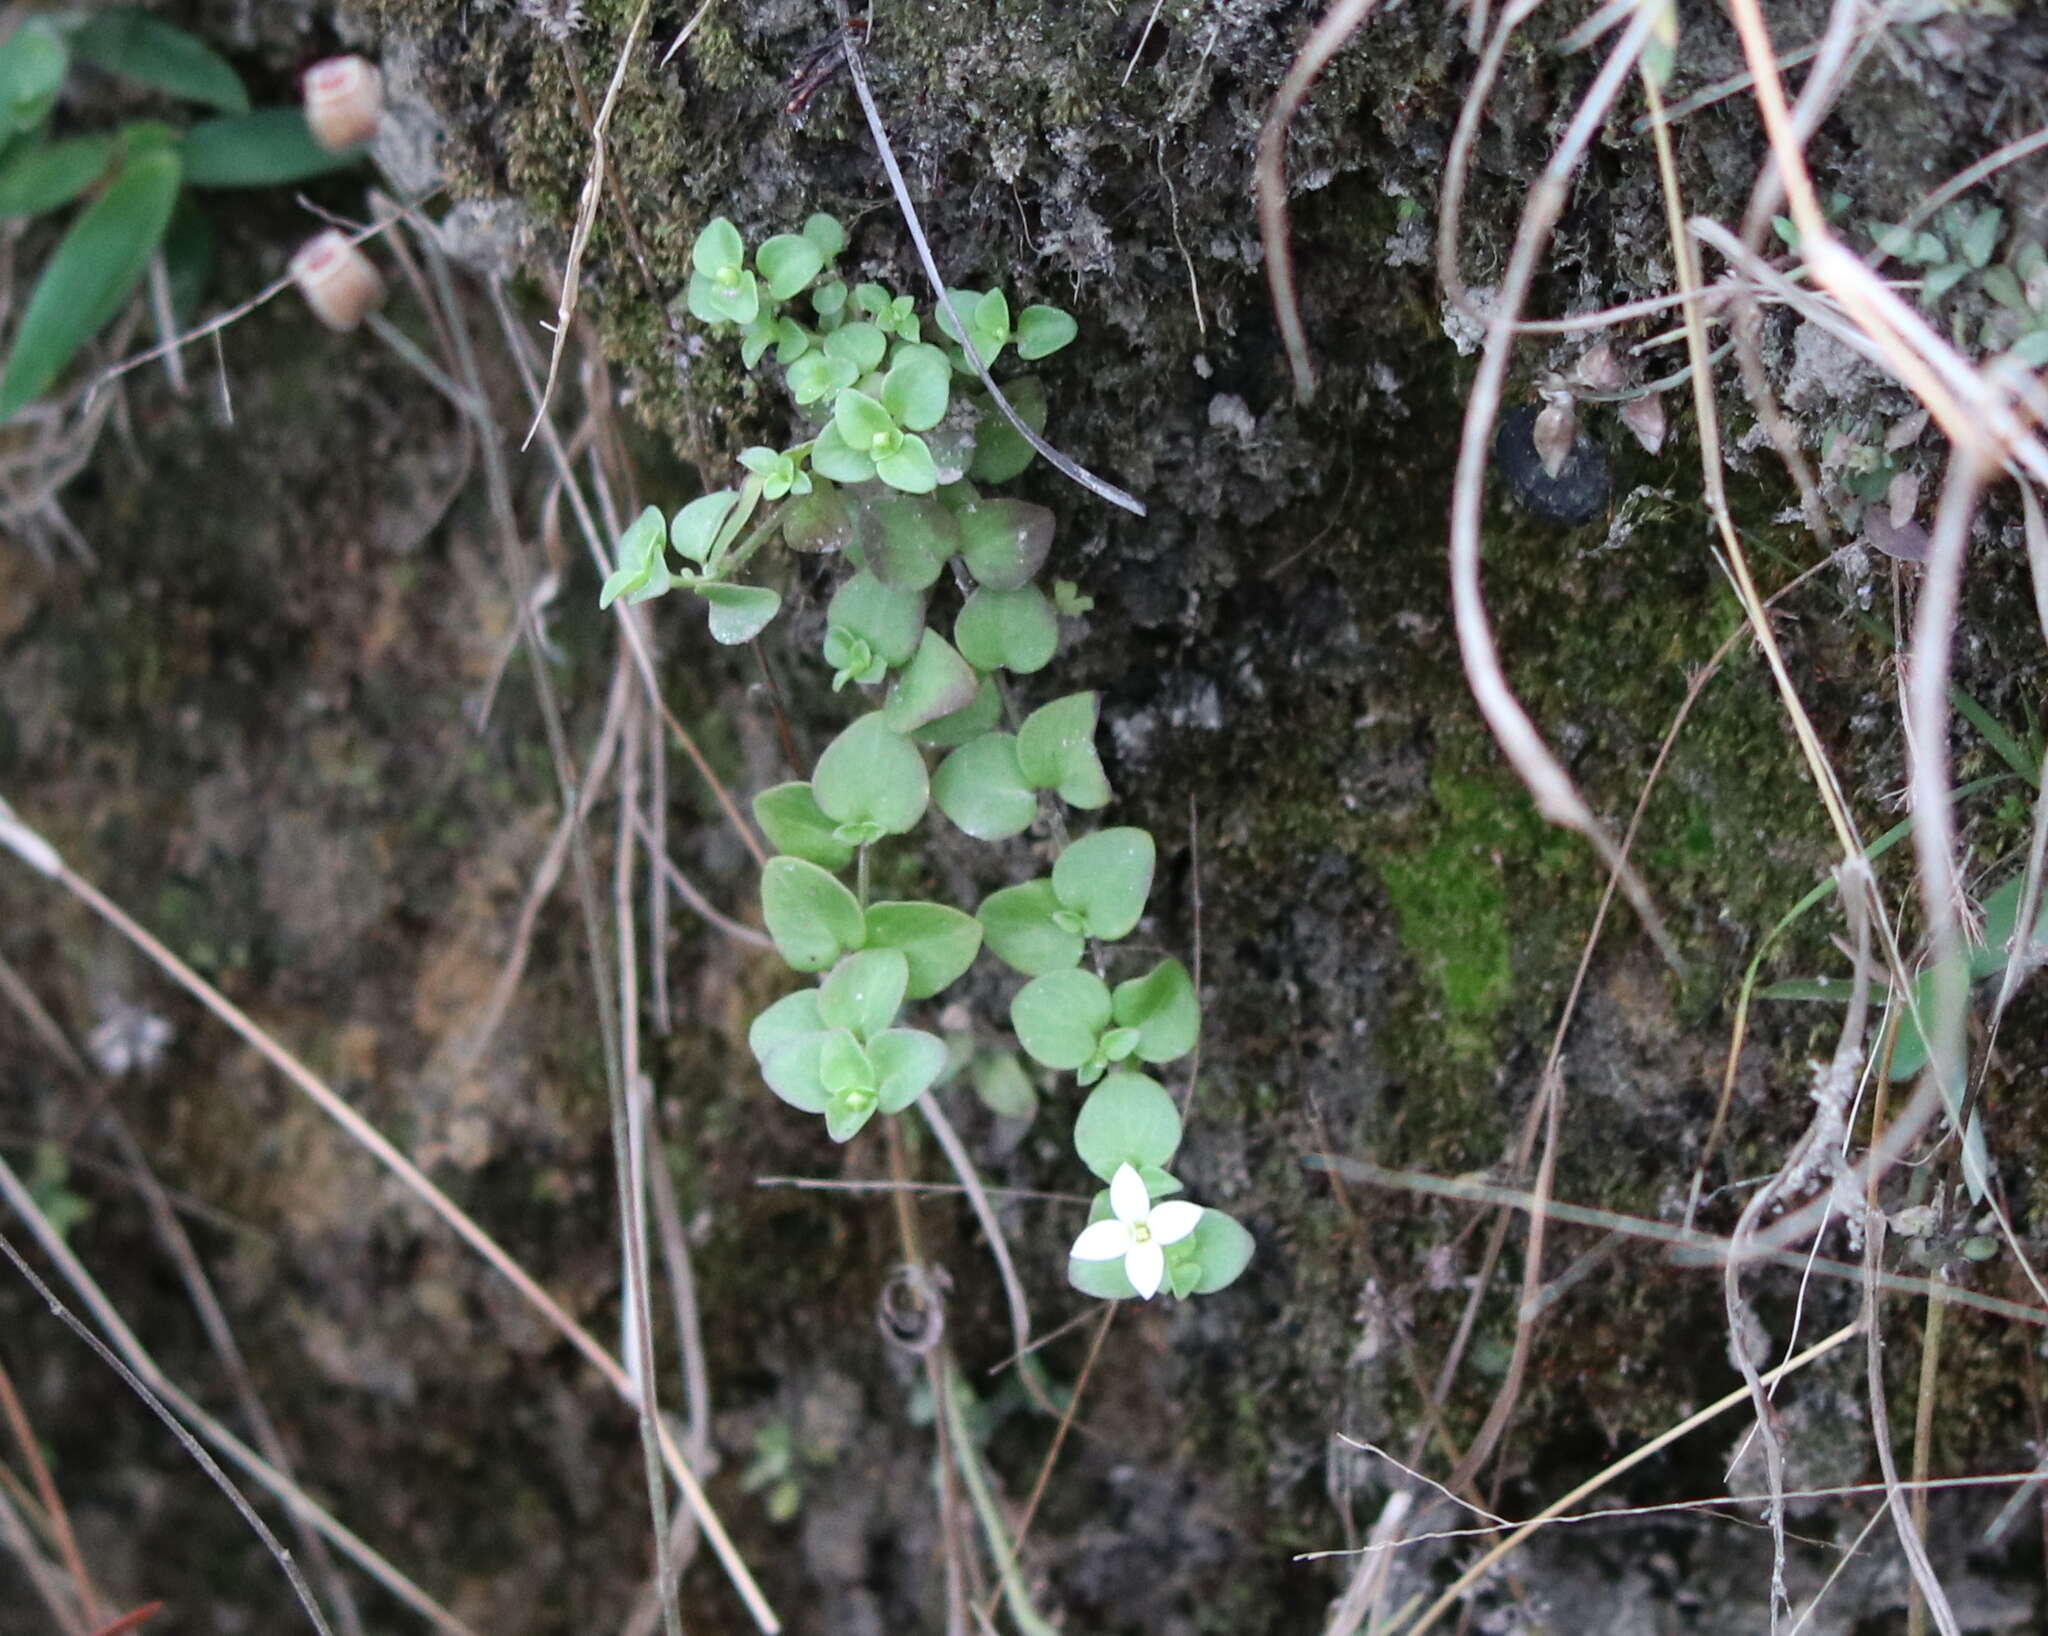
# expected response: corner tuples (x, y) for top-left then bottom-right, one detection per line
(1016, 692), (1109, 808)
(182, 110), (360, 187)
(955, 584), (1058, 674)
(883, 630), (979, 733)
(0, 134), (113, 218)
(0, 147), (180, 419)
(72, 9), (250, 112)
(754, 782), (857, 871)
(956, 498), (1053, 590)
(760, 856), (865, 972)
(0, 23), (67, 134)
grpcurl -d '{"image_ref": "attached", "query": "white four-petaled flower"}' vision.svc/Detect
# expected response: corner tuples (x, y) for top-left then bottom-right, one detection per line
(1071, 1163), (1204, 1299)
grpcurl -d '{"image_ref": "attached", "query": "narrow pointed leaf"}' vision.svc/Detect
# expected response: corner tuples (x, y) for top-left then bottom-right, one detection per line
(1073, 1072), (1182, 1182)
(932, 732), (1037, 840)
(181, 110), (359, 186)
(1053, 827), (1154, 942)
(1016, 692), (1109, 807)
(760, 856), (865, 972)
(0, 134), (113, 218)
(0, 24), (67, 133)
(754, 782), (857, 871)
(863, 901), (983, 998)
(1011, 968), (1112, 1071)
(0, 148), (180, 419)
(72, 10), (250, 111)
(812, 713), (929, 838)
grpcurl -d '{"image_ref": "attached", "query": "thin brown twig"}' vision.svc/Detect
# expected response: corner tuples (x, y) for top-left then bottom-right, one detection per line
(0, 1347), (99, 1629)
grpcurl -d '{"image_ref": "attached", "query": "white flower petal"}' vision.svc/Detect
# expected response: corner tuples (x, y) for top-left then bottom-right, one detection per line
(1126, 1241), (1165, 1300)
(1072, 1220), (1134, 1262)
(1148, 1201), (1204, 1246)
(1109, 1162), (1151, 1225)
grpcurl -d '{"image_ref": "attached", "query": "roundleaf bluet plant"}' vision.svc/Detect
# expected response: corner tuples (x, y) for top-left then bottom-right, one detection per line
(601, 211), (1251, 1303)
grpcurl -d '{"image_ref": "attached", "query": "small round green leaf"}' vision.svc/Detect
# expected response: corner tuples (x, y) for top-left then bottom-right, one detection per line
(978, 878), (1083, 976)
(598, 506), (671, 609)
(956, 498), (1054, 590)
(818, 948), (909, 1040)
(955, 585), (1058, 675)
(1073, 1071), (1182, 1181)
(756, 232), (825, 300)
(1011, 969), (1112, 1071)
(692, 216), (744, 276)
(760, 856), (865, 973)
(783, 481), (854, 554)
(1016, 692), (1110, 808)
(884, 631), (980, 734)
(788, 348), (859, 405)
(748, 989), (824, 1062)
(881, 343), (953, 431)
(1014, 305), (1078, 361)
(753, 782), (857, 871)
(812, 713), (929, 839)
(824, 322), (888, 375)
(875, 436), (938, 495)
(1187, 1209), (1254, 1294)
(671, 489), (741, 565)
(802, 212), (846, 261)
(869, 1028), (949, 1114)
(969, 376), (1047, 483)
(859, 493), (960, 592)
(833, 386), (896, 449)
(933, 288), (982, 346)
(1053, 828), (1155, 943)
(827, 571), (926, 669)
(1112, 958), (1200, 1063)
(916, 678), (1004, 749)
(695, 582), (781, 644)
(932, 733), (1037, 841)
(862, 900), (983, 998)
(972, 1051), (1038, 1121)
(759, 1032), (833, 1113)
(1068, 1242), (1138, 1301)
(810, 418), (877, 483)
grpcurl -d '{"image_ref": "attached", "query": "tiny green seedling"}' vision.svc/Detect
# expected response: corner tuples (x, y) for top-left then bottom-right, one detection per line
(608, 212), (1250, 1303)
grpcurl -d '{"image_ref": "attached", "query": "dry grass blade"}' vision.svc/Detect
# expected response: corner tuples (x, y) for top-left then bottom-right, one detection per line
(0, 1348), (100, 1627)
(1256, 0), (1381, 400)
(524, 0), (653, 447)
(1391, 1322), (1862, 1635)
(0, 820), (777, 1633)
(0, 1213), (338, 1636)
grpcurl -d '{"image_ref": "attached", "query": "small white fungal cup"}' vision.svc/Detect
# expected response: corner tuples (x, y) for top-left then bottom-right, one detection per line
(302, 55), (383, 153)
(290, 231), (385, 332)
